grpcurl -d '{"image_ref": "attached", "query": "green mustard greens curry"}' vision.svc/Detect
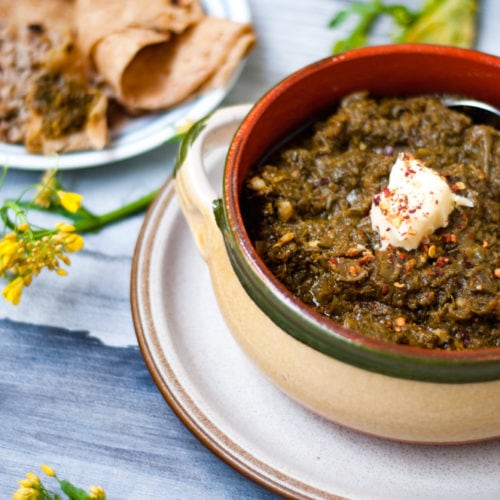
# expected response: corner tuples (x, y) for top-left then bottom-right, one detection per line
(241, 92), (499, 350)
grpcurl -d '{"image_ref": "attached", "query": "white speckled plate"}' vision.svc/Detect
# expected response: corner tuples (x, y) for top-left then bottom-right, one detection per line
(131, 139), (500, 499)
(0, 0), (251, 170)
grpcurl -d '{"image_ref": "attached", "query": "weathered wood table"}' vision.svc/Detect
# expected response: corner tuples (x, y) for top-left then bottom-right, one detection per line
(1, 1), (499, 498)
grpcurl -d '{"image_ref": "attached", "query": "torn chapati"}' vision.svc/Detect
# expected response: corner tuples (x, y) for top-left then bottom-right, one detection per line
(0, 0), (256, 154)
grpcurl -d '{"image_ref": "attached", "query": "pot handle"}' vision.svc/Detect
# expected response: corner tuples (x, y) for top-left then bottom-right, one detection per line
(174, 104), (252, 260)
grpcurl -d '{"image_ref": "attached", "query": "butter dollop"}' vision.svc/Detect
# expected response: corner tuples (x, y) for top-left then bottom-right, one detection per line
(370, 152), (473, 251)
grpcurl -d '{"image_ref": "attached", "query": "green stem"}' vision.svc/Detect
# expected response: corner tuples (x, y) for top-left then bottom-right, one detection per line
(331, 0), (384, 53)
(1, 200), (29, 231)
(73, 189), (159, 233)
(6, 188), (158, 235)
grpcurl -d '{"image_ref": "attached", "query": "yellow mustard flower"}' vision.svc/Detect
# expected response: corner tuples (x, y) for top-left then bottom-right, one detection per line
(12, 486), (42, 500)
(3, 276), (24, 305)
(32, 170), (84, 214)
(54, 222), (75, 233)
(57, 190), (83, 214)
(0, 234), (20, 272)
(1, 167), (156, 305)
(17, 472), (41, 489)
(176, 119), (196, 136)
(61, 233), (84, 253)
(0, 218), (85, 305)
(40, 464), (56, 477)
(32, 170), (58, 209)
(52, 223), (84, 253)
(17, 480), (32, 489)
(89, 485), (107, 500)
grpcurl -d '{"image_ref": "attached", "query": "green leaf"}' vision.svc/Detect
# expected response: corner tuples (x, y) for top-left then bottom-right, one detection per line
(329, 0), (478, 53)
(328, 10), (350, 28)
(329, 0), (388, 53)
(384, 5), (417, 27)
(397, 0), (477, 48)
(59, 479), (92, 500)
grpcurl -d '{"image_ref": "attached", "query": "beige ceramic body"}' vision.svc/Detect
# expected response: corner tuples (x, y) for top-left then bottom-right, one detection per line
(174, 105), (500, 444)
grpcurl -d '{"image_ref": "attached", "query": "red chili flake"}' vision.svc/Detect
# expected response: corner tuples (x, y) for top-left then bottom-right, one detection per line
(441, 233), (457, 244)
(383, 187), (391, 197)
(463, 254), (473, 269)
(457, 211), (468, 230)
(381, 284), (390, 295)
(398, 252), (406, 260)
(435, 256), (449, 267)
(329, 257), (338, 266)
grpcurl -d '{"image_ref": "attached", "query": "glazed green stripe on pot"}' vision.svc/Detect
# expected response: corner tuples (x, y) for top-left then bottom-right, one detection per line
(173, 113), (212, 178)
(213, 200), (500, 384)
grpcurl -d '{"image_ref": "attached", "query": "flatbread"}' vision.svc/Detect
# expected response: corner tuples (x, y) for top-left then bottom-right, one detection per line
(24, 35), (109, 154)
(0, 0), (256, 153)
(94, 16), (256, 111)
(0, 13), (109, 154)
(76, 0), (204, 57)
(25, 90), (108, 154)
(0, 0), (75, 31)
(92, 28), (170, 103)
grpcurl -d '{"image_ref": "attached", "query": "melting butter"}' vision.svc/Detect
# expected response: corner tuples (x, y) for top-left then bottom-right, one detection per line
(370, 152), (472, 251)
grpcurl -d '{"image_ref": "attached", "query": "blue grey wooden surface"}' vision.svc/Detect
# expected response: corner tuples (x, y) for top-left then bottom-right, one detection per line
(1, 1), (499, 498)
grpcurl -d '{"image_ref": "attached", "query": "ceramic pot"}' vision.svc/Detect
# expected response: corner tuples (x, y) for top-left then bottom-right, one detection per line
(174, 44), (500, 443)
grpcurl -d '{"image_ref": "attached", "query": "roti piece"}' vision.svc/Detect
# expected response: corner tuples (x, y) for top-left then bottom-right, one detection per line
(0, 0), (75, 32)
(25, 85), (108, 154)
(94, 16), (256, 111)
(1, 22), (108, 153)
(0, 1), (110, 153)
(76, 0), (204, 57)
(91, 28), (171, 103)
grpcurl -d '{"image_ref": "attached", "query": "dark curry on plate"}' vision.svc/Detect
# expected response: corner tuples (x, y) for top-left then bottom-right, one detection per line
(241, 92), (499, 350)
